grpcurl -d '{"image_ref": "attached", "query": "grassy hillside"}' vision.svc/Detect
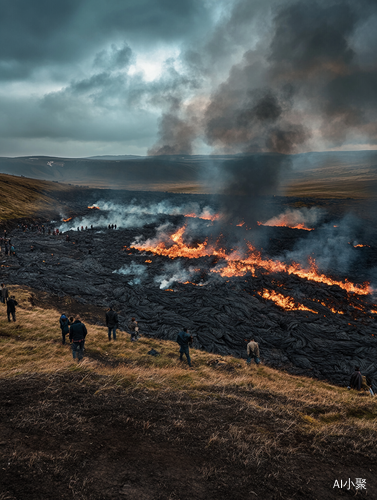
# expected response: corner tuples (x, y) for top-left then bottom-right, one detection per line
(0, 285), (376, 499)
(0, 174), (77, 222)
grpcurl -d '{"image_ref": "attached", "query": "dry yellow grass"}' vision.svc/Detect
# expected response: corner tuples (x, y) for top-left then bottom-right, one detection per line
(1, 284), (376, 457)
(0, 174), (78, 221)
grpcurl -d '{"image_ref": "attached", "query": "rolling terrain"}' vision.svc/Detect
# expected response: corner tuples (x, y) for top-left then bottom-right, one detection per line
(1, 151), (377, 197)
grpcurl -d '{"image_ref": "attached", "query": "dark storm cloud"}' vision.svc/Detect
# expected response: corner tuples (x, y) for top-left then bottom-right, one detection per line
(0, 0), (211, 80)
(2, 0), (377, 157)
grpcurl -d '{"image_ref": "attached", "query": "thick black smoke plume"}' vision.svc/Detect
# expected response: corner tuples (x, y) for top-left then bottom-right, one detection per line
(148, 0), (377, 211)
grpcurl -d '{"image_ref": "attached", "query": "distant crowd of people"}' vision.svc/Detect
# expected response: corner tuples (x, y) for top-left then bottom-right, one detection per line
(17, 223), (45, 233)
(0, 231), (16, 257)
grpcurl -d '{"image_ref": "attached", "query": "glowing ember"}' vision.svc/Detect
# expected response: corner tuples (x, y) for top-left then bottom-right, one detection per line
(88, 205), (100, 210)
(259, 289), (318, 314)
(145, 259), (152, 263)
(353, 244), (370, 248)
(257, 221), (313, 231)
(309, 298), (345, 315)
(182, 281), (207, 286)
(62, 217), (73, 222)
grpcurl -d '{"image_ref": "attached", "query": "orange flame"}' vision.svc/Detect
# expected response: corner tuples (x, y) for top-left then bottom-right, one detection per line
(353, 244), (370, 248)
(212, 246), (371, 295)
(257, 221), (313, 231)
(88, 205), (100, 210)
(184, 212), (220, 221)
(260, 289), (318, 313)
(62, 217), (73, 222)
(131, 225), (227, 259)
(131, 225), (371, 296)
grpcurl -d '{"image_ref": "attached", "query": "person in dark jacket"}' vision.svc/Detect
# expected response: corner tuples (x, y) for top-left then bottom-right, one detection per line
(177, 328), (193, 367)
(106, 306), (118, 340)
(0, 283), (8, 304)
(7, 296), (18, 322)
(59, 314), (70, 345)
(349, 367), (363, 391)
(69, 318), (87, 361)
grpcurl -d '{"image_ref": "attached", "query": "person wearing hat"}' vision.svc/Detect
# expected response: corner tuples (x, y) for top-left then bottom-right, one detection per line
(59, 314), (70, 345)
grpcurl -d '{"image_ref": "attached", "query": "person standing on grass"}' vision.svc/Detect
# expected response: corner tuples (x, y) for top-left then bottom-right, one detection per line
(246, 339), (261, 365)
(177, 328), (193, 367)
(59, 314), (70, 345)
(7, 296), (18, 322)
(349, 366), (362, 391)
(69, 317), (87, 361)
(0, 283), (8, 304)
(128, 317), (139, 342)
(106, 306), (118, 341)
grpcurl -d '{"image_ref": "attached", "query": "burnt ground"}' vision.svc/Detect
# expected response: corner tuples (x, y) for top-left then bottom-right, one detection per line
(2, 203), (377, 389)
(0, 372), (375, 500)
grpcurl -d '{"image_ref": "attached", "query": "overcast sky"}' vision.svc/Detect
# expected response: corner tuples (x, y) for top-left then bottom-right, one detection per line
(1, 0), (377, 157)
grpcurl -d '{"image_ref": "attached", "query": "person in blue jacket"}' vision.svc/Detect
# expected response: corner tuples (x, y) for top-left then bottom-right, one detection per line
(59, 314), (70, 345)
(177, 327), (193, 367)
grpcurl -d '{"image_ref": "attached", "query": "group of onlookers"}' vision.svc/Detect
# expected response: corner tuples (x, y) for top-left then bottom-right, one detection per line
(0, 276), (374, 394)
(0, 237), (15, 256)
(58, 308), (141, 361)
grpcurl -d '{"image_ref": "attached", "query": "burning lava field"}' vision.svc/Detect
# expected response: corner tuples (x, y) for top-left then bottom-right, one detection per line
(3, 188), (377, 388)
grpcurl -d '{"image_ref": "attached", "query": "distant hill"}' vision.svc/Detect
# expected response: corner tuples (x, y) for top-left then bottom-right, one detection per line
(0, 173), (83, 223)
(1, 151), (377, 197)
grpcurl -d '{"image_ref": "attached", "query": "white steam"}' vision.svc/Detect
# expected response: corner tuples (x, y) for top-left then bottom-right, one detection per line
(285, 215), (359, 274)
(261, 207), (325, 229)
(112, 262), (148, 285)
(59, 200), (218, 231)
(154, 261), (198, 289)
